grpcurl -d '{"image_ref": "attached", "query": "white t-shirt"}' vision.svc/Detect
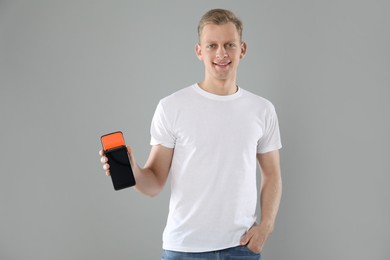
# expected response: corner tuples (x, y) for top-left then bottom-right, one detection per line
(150, 84), (282, 252)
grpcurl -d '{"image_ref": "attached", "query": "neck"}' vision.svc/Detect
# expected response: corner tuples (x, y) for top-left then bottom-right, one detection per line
(198, 78), (237, 96)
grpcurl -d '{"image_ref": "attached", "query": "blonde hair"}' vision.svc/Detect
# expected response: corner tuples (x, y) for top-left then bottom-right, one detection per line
(197, 9), (243, 41)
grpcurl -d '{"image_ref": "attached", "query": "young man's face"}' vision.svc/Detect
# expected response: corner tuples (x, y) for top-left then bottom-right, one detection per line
(196, 22), (246, 82)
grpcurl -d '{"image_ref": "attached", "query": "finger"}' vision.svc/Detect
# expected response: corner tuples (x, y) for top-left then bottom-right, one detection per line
(99, 150), (104, 156)
(100, 156), (108, 164)
(240, 236), (248, 245)
(247, 237), (263, 254)
(103, 163), (110, 170)
(246, 229), (266, 254)
(247, 243), (262, 254)
(240, 229), (254, 245)
(105, 170), (110, 176)
(126, 146), (136, 165)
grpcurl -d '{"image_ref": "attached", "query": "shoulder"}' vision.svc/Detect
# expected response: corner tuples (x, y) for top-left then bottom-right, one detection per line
(240, 88), (276, 111)
(159, 84), (196, 106)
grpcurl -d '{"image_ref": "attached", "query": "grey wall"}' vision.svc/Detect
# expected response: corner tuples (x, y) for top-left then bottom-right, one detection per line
(1, 1), (389, 259)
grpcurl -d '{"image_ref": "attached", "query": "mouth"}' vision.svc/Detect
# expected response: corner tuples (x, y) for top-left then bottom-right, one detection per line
(213, 61), (231, 68)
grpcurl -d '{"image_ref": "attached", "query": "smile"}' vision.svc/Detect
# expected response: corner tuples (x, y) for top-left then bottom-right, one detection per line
(213, 61), (231, 68)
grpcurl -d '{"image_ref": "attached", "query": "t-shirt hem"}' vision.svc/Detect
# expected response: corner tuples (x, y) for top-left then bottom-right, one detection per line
(257, 144), (282, 154)
(162, 242), (242, 253)
(150, 139), (175, 149)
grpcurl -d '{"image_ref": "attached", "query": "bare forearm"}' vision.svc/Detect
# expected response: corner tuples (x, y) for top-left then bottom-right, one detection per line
(240, 152), (282, 253)
(257, 150), (282, 231)
(132, 163), (166, 197)
(130, 145), (173, 197)
(259, 171), (282, 230)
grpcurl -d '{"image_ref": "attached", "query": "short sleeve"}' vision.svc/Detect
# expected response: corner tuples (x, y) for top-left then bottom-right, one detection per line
(150, 101), (176, 148)
(257, 104), (282, 154)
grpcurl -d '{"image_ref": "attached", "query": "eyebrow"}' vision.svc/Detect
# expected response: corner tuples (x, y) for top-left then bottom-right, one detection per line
(202, 39), (239, 44)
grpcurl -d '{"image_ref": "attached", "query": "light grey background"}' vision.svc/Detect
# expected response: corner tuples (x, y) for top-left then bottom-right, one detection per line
(1, 0), (389, 259)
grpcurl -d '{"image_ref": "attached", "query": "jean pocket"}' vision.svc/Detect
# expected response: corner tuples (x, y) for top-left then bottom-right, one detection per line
(242, 245), (261, 255)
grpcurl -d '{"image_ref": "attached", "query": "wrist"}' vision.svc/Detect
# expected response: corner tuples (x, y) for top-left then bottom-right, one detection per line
(259, 220), (275, 233)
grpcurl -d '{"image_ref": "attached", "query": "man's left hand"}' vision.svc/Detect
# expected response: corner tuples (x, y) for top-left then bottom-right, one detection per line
(240, 223), (273, 254)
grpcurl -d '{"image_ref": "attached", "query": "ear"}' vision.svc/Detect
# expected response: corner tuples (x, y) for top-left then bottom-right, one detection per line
(240, 41), (247, 59)
(195, 43), (203, 61)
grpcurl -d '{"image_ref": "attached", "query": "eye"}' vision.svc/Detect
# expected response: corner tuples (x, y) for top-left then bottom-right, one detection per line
(226, 43), (236, 48)
(206, 44), (216, 49)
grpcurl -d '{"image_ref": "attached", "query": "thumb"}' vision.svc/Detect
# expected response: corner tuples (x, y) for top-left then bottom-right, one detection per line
(126, 145), (132, 154)
(126, 146), (136, 165)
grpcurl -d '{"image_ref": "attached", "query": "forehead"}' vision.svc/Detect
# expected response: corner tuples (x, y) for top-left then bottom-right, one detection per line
(200, 22), (240, 43)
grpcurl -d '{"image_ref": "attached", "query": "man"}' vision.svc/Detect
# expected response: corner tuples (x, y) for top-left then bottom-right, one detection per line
(100, 9), (282, 259)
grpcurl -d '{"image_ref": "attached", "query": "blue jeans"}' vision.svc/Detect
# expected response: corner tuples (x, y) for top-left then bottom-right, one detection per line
(162, 245), (261, 260)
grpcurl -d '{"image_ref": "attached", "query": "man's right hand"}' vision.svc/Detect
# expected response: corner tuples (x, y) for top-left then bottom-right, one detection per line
(99, 145), (173, 197)
(99, 146), (133, 176)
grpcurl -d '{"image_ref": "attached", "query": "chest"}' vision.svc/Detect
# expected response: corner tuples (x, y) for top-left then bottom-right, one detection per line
(172, 102), (264, 148)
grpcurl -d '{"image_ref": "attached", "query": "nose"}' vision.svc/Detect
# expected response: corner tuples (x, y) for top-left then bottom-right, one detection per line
(216, 46), (228, 59)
